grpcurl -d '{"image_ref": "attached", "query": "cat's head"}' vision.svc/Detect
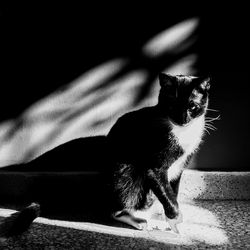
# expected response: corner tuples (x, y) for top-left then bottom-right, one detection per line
(158, 73), (210, 125)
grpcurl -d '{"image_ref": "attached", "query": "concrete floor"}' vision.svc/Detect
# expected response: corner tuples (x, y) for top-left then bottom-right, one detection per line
(0, 200), (249, 249)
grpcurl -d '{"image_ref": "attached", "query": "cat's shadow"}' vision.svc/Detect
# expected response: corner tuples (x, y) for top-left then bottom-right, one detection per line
(1, 136), (131, 228)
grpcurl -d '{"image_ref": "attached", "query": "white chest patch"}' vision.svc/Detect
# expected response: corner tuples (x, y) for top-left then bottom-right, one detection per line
(170, 115), (205, 155)
(167, 116), (205, 181)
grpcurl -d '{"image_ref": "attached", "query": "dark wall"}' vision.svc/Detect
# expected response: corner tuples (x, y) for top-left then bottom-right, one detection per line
(196, 9), (250, 171)
(0, 3), (249, 170)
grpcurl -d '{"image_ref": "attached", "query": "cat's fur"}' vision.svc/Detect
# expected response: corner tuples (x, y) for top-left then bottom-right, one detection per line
(0, 73), (211, 235)
(107, 73), (210, 232)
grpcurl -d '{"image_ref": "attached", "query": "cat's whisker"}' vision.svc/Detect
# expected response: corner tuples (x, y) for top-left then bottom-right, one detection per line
(206, 127), (216, 132)
(205, 123), (217, 129)
(205, 126), (215, 130)
(207, 108), (219, 112)
(205, 115), (221, 122)
(206, 128), (216, 132)
(208, 126), (217, 131)
(205, 119), (216, 123)
(205, 119), (220, 123)
(205, 119), (216, 122)
(205, 119), (219, 125)
(205, 125), (217, 131)
(204, 112), (220, 134)
(205, 122), (217, 128)
(205, 121), (216, 128)
(204, 128), (211, 135)
(205, 121), (216, 126)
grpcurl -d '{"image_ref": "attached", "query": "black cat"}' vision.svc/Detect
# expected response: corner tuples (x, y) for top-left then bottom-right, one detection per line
(0, 73), (212, 236)
(107, 73), (211, 232)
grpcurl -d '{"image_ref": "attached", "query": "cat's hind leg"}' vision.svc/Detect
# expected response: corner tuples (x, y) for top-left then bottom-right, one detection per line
(111, 210), (147, 230)
(111, 163), (149, 230)
(112, 201), (169, 231)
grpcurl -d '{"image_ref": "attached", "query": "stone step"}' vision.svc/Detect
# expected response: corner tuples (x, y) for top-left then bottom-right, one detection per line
(0, 170), (249, 210)
(179, 169), (250, 200)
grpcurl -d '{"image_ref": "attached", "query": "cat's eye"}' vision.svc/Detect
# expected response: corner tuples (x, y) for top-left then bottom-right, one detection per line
(189, 102), (200, 112)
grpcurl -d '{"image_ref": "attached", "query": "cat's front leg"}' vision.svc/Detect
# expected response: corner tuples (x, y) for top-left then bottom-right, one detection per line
(166, 210), (183, 233)
(147, 169), (183, 233)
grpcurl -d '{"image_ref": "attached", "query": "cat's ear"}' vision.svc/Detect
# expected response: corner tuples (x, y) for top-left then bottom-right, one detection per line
(159, 73), (177, 98)
(159, 73), (176, 88)
(199, 77), (211, 91)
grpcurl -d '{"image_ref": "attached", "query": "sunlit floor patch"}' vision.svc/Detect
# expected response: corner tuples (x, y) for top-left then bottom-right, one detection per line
(1, 201), (249, 249)
(178, 203), (228, 245)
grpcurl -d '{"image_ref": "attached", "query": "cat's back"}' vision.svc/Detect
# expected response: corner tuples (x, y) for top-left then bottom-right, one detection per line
(107, 107), (171, 163)
(108, 107), (158, 139)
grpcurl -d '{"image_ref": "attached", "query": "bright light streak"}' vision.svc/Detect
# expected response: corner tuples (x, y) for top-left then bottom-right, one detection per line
(143, 18), (199, 57)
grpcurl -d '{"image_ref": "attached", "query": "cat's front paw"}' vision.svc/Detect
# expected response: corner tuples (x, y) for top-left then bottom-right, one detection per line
(165, 211), (183, 233)
(146, 219), (169, 231)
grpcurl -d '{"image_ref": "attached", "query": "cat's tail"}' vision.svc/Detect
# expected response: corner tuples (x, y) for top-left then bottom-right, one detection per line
(0, 202), (40, 240)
